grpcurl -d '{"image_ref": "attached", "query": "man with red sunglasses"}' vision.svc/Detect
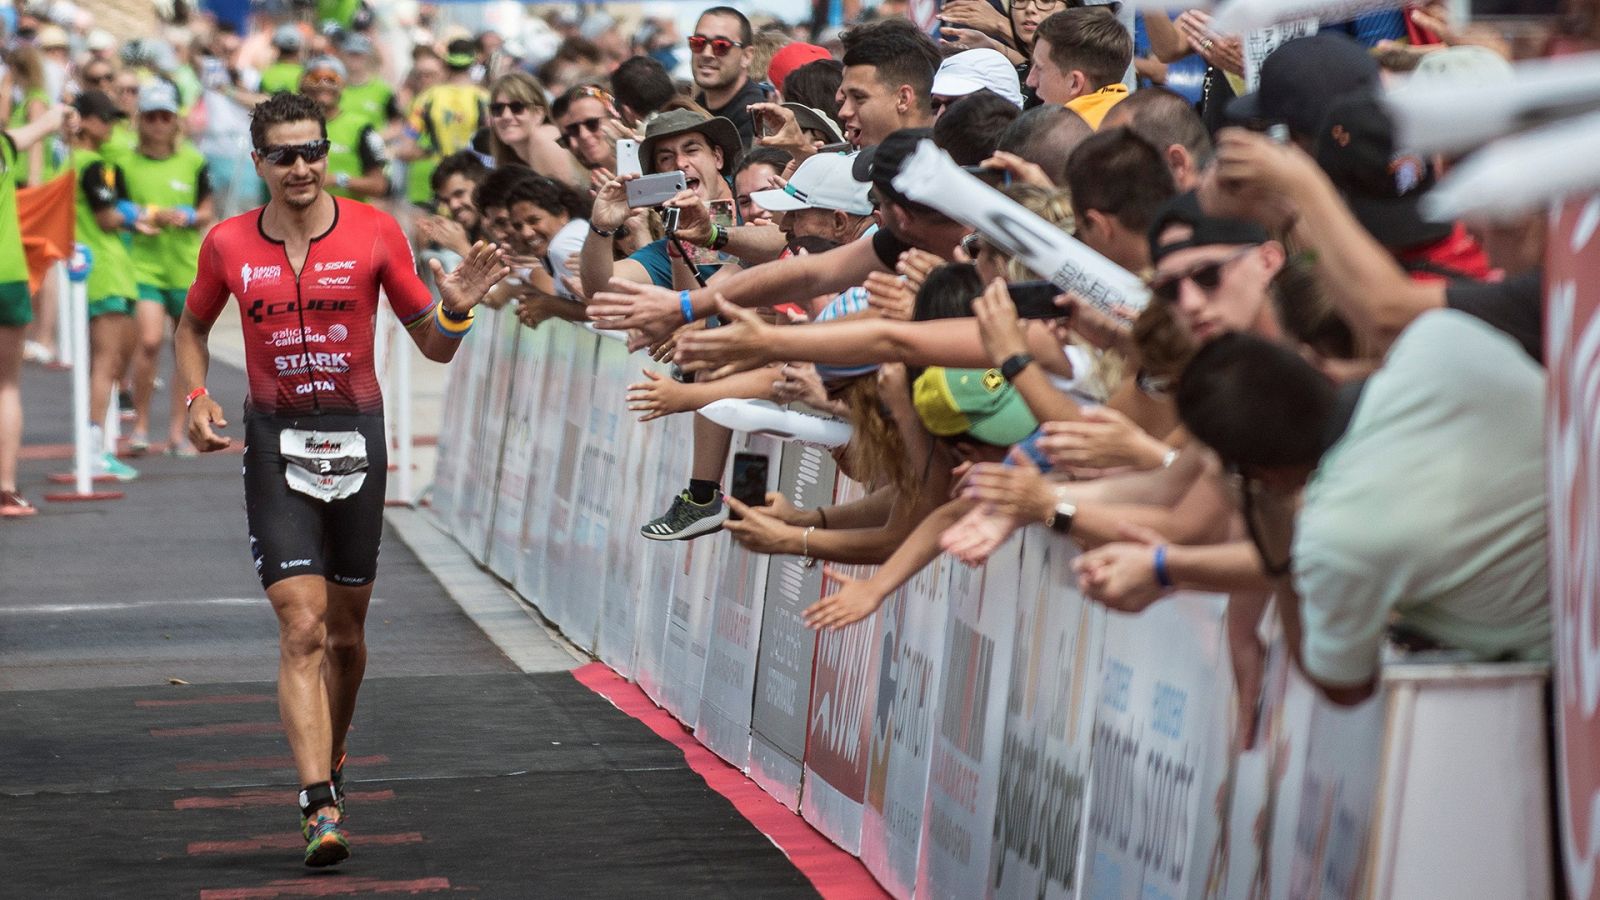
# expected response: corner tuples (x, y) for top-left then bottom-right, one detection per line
(690, 6), (767, 149)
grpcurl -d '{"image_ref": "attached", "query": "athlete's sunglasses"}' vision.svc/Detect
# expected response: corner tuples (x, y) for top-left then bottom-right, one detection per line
(688, 34), (745, 56)
(258, 139), (331, 166)
(1148, 245), (1257, 305)
(489, 100), (529, 117)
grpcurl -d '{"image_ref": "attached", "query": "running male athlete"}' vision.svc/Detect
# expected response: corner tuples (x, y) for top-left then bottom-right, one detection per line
(173, 93), (507, 867)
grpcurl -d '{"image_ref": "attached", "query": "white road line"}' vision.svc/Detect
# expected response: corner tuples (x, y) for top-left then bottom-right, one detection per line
(0, 597), (387, 614)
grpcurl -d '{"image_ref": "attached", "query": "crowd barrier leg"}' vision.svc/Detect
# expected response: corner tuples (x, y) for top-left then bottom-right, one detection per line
(45, 249), (122, 503)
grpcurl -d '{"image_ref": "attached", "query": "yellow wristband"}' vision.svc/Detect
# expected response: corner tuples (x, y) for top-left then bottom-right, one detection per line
(434, 302), (475, 336)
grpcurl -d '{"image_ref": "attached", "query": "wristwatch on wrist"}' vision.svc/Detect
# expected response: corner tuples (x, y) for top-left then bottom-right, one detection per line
(589, 221), (617, 238)
(1000, 352), (1035, 382)
(709, 223), (731, 252)
(1044, 485), (1076, 534)
(335, 172), (350, 189)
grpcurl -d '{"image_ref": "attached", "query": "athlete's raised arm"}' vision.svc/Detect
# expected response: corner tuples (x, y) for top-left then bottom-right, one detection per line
(379, 213), (508, 363)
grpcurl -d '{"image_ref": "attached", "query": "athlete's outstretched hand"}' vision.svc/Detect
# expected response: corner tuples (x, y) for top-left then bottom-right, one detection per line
(187, 394), (232, 453)
(432, 241), (510, 314)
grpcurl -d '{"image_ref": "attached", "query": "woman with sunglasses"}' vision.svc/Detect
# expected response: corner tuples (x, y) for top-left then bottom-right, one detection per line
(485, 72), (585, 189)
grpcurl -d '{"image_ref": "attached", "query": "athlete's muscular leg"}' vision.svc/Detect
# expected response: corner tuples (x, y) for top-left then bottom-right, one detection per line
(267, 574), (338, 802)
(130, 301), (167, 439)
(322, 581), (373, 767)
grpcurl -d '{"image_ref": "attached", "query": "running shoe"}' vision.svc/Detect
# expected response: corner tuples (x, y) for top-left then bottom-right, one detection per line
(127, 432), (150, 456)
(640, 489), (727, 541)
(93, 452), (139, 482)
(0, 490), (37, 518)
(302, 813), (351, 868)
(22, 340), (54, 365)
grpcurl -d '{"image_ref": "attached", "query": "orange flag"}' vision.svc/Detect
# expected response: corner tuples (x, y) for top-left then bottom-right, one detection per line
(17, 171), (75, 293)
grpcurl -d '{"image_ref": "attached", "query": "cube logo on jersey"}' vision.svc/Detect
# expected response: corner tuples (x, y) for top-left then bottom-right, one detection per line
(247, 297), (359, 324)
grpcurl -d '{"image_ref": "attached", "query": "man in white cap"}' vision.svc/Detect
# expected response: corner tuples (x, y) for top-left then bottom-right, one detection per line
(751, 152), (875, 248)
(930, 48), (1025, 116)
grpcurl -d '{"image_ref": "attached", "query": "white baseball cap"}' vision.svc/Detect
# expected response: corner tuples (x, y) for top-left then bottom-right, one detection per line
(752, 152), (874, 217)
(931, 48), (1024, 108)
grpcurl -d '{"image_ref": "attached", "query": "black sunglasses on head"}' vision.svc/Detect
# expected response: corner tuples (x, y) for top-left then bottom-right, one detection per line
(489, 100), (529, 117)
(1149, 245), (1257, 304)
(258, 139), (331, 166)
(688, 34), (745, 56)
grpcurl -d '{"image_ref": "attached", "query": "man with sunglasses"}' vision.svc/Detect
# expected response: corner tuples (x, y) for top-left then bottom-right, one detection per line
(122, 80), (214, 456)
(174, 92), (508, 867)
(298, 56), (389, 203)
(690, 6), (766, 149)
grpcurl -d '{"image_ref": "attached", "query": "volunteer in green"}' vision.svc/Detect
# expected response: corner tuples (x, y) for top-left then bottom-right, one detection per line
(260, 25), (307, 95)
(0, 103), (74, 518)
(299, 56), (389, 202)
(122, 81), (214, 455)
(70, 91), (144, 480)
(337, 35), (399, 133)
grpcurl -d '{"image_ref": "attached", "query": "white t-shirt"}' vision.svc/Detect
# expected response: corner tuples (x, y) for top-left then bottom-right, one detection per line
(1292, 310), (1550, 686)
(546, 217), (588, 301)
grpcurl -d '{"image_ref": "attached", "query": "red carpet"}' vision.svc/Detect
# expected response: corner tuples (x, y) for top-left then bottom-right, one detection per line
(573, 662), (889, 900)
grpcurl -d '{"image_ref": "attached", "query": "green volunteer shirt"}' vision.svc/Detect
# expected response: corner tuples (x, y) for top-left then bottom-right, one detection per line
(0, 134), (30, 306)
(71, 147), (138, 303)
(316, 0), (361, 29)
(340, 79), (396, 132)
(9, 88), (61, 187)
(259, 61), (304, 96)
(325, 111), (387, 199)
(102, 122), (137, 168)
(121, 142), (210, 290)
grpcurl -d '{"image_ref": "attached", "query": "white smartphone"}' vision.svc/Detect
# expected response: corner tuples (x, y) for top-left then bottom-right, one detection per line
(616, 138), (642, 178)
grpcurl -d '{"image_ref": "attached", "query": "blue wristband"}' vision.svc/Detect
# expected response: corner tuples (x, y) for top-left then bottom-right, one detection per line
(679, 290), (695, 324)
(1153, 545), (1174, 589)
(116, 200), (140, 229)
(174, 205), (197, 227)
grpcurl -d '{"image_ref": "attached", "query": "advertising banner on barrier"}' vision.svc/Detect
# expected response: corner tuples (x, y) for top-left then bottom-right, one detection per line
(543, 329), (600, 640)
(800, 476), (883, 854)
(598, 347), (664, 678)
(990, 535), (1102, 900)
(1082, 594), (1231, 900)
(565, 335), (630, 651)
(448, 307), (501, 552)
(859, 555), (950, 899)
(915, 538), (1023, 899)
(695, 435), (779, 770)
(660, 526), (723, 727)
(427, 300), (475, 526)
(487, 324), (544, 580)
(462, 308), (522, 563)
(750, 443), (837, 809)
(1547, 192), (1600, 900)
(513, 320), (574, 608)
(1284, 686), (1383, 899)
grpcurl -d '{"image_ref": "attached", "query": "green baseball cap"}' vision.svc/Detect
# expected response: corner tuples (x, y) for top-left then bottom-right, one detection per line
(913, 366), (1038, 447)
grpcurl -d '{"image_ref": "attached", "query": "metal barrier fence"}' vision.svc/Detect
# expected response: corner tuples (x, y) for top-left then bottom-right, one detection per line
(429, 308), (1553, 900)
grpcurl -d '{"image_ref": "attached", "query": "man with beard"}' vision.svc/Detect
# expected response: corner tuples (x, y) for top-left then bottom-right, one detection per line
(174, 92), (508, 868)
(689, 7), (768, 148)
(416, 151), (489, 259)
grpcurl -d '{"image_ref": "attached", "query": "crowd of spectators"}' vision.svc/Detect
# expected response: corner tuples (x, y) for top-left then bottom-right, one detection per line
(0, 0), (1582, 727)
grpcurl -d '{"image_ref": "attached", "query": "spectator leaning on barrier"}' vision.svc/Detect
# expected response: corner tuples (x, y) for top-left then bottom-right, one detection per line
(1176, 313), (1550, 705)
(553, 83), (626, 175)
(751, 150), (875, 249)
(732, 146), (793, 228)
(837, 19), (940, 149)
(486, 71), (585, 189)
(416, 150), (490, 262)
(1027, 7), (1132, 128)
(690, 6), (767, 149)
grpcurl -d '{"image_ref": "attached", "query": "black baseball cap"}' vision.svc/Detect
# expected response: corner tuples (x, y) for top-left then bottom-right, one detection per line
(1315, 92), (1451, 251)
(1147, 192), (1270, 266)
(1227, 34), (1379, 139)
(72, 90), (125, 122)
(851, 128), (933, 205)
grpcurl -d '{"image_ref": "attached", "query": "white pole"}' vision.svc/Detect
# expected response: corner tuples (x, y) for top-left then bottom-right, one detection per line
(68, 250), (92, 494)
(394, 312), (414, 505)
(54, 261), (73, 371)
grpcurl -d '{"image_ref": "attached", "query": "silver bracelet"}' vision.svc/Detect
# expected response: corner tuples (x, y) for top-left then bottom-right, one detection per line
(800, 526), (816, 567)
(1160, 447), (1179, 469)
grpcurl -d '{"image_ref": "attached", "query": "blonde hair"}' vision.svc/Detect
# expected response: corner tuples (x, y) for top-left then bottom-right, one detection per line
(488, 71), (554, 168)
(834, 376), (915, 496)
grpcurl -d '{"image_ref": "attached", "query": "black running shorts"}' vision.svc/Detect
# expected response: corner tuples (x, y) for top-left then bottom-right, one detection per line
(242, 410), (388, 589)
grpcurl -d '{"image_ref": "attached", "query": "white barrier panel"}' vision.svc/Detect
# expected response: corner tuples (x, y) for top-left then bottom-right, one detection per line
(859, 555), (951, 899)
(748, 443), (837, 810)
(1082, 594), (1233, 900)
(425, 318), (1555, 900)
(915, 539), (1023, 898)
(989, 534), (1104, 900)
(694, 434), (780, 770)
(1369, 662), (1551, 899)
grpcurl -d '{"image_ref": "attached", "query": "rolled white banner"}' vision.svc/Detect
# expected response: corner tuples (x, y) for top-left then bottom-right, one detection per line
(1385, 51), (1600, 156)
(889, 140), (1149, 322)
(699, 398), (854, 448)
(1421, 110), (1600, 221)
(1211, 0), (1403, 36)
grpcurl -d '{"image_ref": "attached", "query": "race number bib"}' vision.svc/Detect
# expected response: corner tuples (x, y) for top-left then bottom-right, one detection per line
(279, 428), (369, 503)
